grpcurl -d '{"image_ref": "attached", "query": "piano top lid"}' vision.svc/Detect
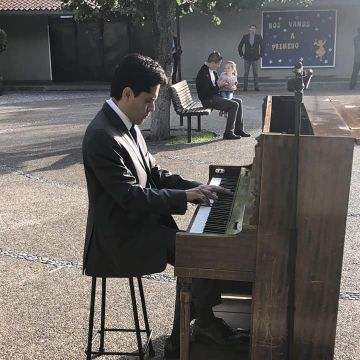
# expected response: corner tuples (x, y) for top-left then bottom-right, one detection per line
(327, 96), (360, 143)
(262, 95), (355, 138)
(303, 96), (353, 137)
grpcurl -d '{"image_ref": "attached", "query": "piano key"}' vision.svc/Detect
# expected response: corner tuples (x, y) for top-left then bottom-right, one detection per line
(203, 177), (236, 234)
(189, 177), (222, 233)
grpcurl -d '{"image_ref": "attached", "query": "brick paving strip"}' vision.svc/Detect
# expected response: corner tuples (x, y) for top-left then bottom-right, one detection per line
(0, 248), (176, 282)
(0, 247), (358, 300)
(0, 164), (87, 192)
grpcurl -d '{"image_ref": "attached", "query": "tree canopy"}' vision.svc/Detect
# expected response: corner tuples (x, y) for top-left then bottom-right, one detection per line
(0, 29), (7, 53)
(61, 0), (313, 23)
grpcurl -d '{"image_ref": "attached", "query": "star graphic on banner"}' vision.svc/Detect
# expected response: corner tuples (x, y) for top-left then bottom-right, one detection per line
(329, 48), (333, 52)
(315, 27), (319, 31)
(269, 60), (273, 64)
(324, 60), (328, 64)
(273, 34), (277, 39)
(283, 29), (287, 32)
(266, 14), (270, 18)
(328, 16), (333, 20)
(264, 53), (268, 57)
(278, 59), (282, 63)
(278, 17), (282, 20)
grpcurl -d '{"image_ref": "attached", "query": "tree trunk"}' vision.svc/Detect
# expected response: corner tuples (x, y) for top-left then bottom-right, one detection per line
(150, 0), (176, 141)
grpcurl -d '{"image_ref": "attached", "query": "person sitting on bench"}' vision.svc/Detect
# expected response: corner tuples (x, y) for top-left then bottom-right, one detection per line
(196, 51), (250, 140)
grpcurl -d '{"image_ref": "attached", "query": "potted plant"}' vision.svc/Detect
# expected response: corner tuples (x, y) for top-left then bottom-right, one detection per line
(0, 28), (8, 96)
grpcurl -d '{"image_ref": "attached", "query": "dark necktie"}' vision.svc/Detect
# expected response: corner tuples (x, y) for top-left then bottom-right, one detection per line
(129, 124), (138, 146)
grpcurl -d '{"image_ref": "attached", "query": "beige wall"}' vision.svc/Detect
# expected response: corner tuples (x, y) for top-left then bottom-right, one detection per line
(0, 16), (52, 81)
(180, 5), (360, 81)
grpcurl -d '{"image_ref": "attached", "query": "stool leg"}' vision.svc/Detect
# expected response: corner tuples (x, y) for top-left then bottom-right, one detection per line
(86, 277), (96, 360)
(98, 277), (106, 353)
(129, 278), (144, 360)
(180, 115), (183, 126)
(137, 277), (155, 357)
(197, 115), (201, 131)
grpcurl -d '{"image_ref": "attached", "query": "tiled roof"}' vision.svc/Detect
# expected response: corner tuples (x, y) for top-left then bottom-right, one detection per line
(0, 0), (62, 11)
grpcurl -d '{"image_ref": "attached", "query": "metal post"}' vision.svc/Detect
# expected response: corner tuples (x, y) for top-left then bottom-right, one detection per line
(176, 4), (182, 82)
(287, 61), (304, 360)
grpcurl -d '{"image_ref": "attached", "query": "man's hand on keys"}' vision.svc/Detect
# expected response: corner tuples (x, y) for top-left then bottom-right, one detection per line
(185, 185), (233, 206)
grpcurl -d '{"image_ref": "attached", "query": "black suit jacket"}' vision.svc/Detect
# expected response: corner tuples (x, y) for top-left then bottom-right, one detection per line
(196, 64), (219, 102)
(238, 34), (264, 61)
(82, 102), (200, 277)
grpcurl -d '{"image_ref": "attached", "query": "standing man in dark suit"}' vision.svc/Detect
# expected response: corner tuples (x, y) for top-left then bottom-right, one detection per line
(196, 51), (250, 140)
(238, 24), (264, 91)
(350, 27), (360, 90)
(82, 53), (246, 359)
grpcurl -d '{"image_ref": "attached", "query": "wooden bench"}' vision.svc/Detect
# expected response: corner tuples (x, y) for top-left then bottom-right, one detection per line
(170, 80), (212, 143)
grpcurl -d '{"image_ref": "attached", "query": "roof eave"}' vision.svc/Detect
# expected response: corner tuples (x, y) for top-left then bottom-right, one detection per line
(0, 9), (74, 16)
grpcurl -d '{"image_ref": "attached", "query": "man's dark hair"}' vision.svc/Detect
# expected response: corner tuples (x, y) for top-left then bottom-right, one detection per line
(111, 53), (167, 100)
(250, 24), (257, 28)
(207, 51), (223, 64)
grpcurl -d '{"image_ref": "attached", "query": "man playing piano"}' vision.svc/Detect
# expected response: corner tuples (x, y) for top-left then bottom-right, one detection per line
(82, 53), (245, 359)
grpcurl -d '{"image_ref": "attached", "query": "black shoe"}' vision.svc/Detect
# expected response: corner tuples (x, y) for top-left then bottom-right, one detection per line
(192, 317), (249, 346)
(164, 337), (180, 359)
(255, 88), (260, 91)
(235, 130), (251, 137)
(243, 88), (248, 91)
(223, 132), (241, 140)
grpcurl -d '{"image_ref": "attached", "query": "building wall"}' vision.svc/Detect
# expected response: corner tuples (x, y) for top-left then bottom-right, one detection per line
(180, 4), (360, 81)
(0, 3), (358, 83)
(0, 16), (52, 81)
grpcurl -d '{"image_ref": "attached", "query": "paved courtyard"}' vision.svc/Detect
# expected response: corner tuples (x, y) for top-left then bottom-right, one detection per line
(0, 86), (359, 359)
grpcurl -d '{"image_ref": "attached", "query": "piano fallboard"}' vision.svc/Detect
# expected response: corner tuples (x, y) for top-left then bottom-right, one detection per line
(175, 228), (257, 282)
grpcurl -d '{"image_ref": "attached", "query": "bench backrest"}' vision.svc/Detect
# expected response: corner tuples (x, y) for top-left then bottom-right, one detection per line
(170, 80), (194, 113)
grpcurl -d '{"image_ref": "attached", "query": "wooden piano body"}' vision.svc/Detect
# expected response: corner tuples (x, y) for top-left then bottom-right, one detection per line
(175, 95), (354, 360)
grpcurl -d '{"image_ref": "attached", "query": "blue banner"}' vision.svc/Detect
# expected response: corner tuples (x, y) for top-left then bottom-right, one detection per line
(261, 10), (337, 68)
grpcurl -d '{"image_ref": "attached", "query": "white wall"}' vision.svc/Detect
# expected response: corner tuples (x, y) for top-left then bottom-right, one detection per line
(0, 16), (52, 81)
(180, 4), (360, 81)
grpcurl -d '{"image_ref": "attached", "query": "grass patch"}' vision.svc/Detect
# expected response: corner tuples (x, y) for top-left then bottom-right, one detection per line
(144, 129), (217, 144)
(170, 129), (217, 144)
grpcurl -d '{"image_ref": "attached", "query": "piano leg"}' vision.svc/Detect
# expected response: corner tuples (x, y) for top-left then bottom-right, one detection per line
(180, 277), (192, 360)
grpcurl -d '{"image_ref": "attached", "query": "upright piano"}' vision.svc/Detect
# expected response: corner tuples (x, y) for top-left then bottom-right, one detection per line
(175, 95), (355, 360)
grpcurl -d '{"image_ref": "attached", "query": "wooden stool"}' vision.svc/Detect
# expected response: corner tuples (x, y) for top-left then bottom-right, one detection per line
(85, 277), (155, 359)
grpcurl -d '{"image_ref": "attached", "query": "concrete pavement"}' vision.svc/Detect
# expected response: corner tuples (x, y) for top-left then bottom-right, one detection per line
(0, 85), (359, 359)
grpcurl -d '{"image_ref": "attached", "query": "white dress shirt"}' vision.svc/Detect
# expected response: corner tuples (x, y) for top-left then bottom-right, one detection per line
(106, 98), (139, 145)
